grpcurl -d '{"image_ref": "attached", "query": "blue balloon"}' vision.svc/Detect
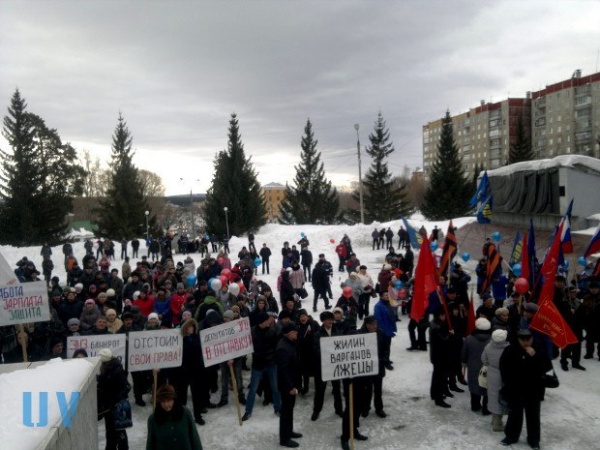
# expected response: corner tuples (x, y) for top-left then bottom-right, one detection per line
(430, 241), (438, 251)
(204, 234), (210, 240)
(578, 256), (587, 266)
(512, 263), (522, 277)
(254, 257), (261, 267)
(461, 252), (471, 262)
(492, 232), (501, 242)
(186, 274), (197, 287)
(394, 281), (403, 289)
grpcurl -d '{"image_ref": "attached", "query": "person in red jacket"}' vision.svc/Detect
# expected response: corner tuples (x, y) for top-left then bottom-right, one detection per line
(335, 243), (348, 272)
(133, 289), (155, 317)
(170, 283), (188, 326)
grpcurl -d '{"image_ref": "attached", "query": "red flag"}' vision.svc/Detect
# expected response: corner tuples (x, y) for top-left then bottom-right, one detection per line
(410, 235), (439, 322)
(466, 289), (476, 335)
(530, 225), (578, 349)
(521, 232), (529, 282)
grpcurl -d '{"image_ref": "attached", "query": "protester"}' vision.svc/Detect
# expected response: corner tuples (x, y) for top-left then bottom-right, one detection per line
(482, 329), (510, 432)
(146, 384), (203, 450)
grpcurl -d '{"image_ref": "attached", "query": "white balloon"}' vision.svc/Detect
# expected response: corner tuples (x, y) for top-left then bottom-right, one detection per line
(228, 283), (240, 296)
(211, 279), (222, 291)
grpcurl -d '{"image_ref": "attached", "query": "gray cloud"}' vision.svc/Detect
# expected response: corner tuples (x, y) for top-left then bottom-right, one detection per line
(1, 0), (598, 194)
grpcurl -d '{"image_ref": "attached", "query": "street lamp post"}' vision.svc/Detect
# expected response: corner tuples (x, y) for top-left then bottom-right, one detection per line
(354, 124), (365, 224)
(189, 189), (194, 237)
(144, 210), (150, 240)
(223, 206), (230, 239)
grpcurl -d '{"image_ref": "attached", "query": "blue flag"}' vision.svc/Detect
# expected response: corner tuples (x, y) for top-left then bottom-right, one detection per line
(401, 217), (422, 249)
(509, 231), (523, 267)
(470, 171), (490, 209)
(477, 195), (493, 224)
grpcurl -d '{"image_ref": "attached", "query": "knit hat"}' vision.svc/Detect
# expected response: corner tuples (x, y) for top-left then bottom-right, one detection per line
(278, 310), (292, 320)
(85, 299), (96, 306)
(281, 323), (299, 335)
(495, 307), (509, 316)
(148, 312), (159, 322)
(223, 310), (235, 321)
(106, 288), (116, 297)
(333, 307), (344, 315)
(133, 291), (140, 300)
(523, 302), (539, 313)
(106, 309), (117, 317)
(99, 348), (112, 362)
(475, 318), (491, 331)
(75, 283), (83, 291)
(156, 384), (176, 402)
(492, 329), (508, 343)
(67, 318), (80, 327)
(257, 312), (270, 324)
(383, 264), (392, 270)
(177, 283), (185, 290)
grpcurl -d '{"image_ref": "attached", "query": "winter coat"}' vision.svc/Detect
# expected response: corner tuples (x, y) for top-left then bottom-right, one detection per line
(276, 336), (300, 394)
(289, 265), (305, 289)
(251, 324), (278, 369)
(341, 277), (362, 303)
(481, 339), (510, 415)
(297, 319), (320, 375)
(279, 272), (295, 302)
(146, 403), (202, 450)
(312, 261), (332, 291)
(429, 318), (452, 367)
(500, 343), (552, 404)
(461, 330), (492, 395)
(335, 297), (359, 330)
(97, 358), (130, 416)
(154, 298), (172, 323)
(377, 270), (392, 294)
(80, 305), (101, 331)
(195, 296), (224, 322)
(259, 247), (272, 261)
(374, 298), (397, 338)
(107, 318), (123, 334)
(300, 249), (312, 266)
(59, 299), (84, 326)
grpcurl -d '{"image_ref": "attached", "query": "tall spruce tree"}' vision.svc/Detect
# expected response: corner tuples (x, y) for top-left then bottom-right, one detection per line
(278, 119), (341, 224)
(204, 113), (266, 236)
(0, 90), (85, 245)
(351, 113), (413, 223)
(94, 113), (155, 239)
(507, 114), (533, 164)
(422, 110), (471, 220)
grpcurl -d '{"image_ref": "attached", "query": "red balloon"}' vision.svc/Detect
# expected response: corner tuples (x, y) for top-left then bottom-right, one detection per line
(342, 286), (353, 298)
(330, 238), (335, 244)
(219, 275), (228, 285)
(514, 278), (529, 295)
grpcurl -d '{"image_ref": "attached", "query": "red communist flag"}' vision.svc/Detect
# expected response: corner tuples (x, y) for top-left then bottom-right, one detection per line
(530, 224), (578, 349)
(410, 235), (439, 322)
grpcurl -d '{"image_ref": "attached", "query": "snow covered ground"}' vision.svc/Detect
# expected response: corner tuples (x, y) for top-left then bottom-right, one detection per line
(1, 216), (599, 450)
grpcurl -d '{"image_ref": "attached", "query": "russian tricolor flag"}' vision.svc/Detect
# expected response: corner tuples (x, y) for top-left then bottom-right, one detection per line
(584, 223), (600, 258)
(559, 199), (574, 255)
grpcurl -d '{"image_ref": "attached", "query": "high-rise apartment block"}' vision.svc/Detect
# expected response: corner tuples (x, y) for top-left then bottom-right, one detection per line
(422, 70), (600, 178)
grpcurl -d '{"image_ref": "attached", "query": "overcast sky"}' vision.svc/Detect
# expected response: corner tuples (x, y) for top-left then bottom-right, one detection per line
(1, 1), (599, 195)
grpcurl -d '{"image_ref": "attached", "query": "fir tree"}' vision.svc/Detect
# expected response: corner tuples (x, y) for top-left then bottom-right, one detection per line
(507, 114), (533, 164)
(204, 113), (266, 236)
(278, 119), (341, 224)
(94, 113), (155, 239)
(0, 90), (85, 245)
(351, 113), (413, 223)
(422, 110), (471, 220)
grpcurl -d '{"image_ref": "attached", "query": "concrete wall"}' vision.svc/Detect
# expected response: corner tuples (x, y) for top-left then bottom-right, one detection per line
(0, 359), (100, 450)
(561, 166), (600, 229)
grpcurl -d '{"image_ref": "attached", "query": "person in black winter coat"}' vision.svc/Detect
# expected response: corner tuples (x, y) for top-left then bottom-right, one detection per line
(259, 244), (272, 275)
(312, 254), (333, 312)
(296, 310), (319, 395)
(279, 270), (296, 309)
(429, 305), (454, 408)
(275, 323), (302, 448)
(499, 329), (552, 449)
(300, 246), (313, 282)
(97, 349), (130, 450)
(176, 318), (206, 425)
(359, 316), (387, 418)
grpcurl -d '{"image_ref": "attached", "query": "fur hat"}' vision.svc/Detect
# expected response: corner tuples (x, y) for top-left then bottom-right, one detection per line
(148, 312), (159, 322)
(333, 307), (344, 315)
(156, 384), (176, 403)
(67, 318), (80, 327)
(495, 307), (509, 317)
(281, 322), (298, 335)
(523, 302), (539, 313)
(106, 288), (116, 297)
(223, 310), (235, 321)
(320, 311), (334, 321)
(492, 329), (508, 343)
(475, 318), (491, 331)
(99, 348), (113, 362)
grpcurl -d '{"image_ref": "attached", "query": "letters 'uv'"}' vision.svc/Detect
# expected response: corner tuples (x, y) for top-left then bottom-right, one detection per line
(22, 392), (80, 428)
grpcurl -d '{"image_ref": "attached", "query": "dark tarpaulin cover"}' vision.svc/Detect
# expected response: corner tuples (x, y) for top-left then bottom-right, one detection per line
(488, 168), (559, 214)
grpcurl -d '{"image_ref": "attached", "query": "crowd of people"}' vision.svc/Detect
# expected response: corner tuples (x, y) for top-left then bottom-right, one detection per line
(1, 227), (599, 450)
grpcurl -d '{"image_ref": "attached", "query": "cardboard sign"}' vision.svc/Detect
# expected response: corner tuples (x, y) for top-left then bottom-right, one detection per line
(0, 281), (50, 325)
(320, 333), (379, 381)
(66, 334), (126, 361)
(127, 329), (183, 372)
(200, 317), (254, 367)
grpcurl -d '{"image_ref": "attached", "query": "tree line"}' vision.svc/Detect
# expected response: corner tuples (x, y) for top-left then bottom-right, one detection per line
(3, 90), (531, 246)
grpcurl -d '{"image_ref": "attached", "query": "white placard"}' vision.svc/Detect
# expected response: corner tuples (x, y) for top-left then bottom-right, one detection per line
(127, 329), (183, 372)
(200, 317), (254, 367)
(0, 281), (50, 325)
(320, 333), (379, 381)
(66, 334), (126, 361)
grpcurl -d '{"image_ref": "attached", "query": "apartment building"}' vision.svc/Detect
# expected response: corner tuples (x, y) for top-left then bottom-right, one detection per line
(422, 69), (600, 178)
(262, 182), (286, 222)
